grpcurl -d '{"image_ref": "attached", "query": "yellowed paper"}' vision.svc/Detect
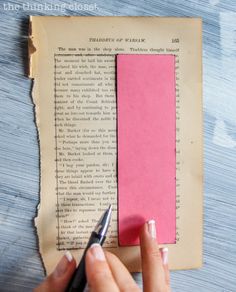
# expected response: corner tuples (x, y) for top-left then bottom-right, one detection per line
(29, 16), (203, 273)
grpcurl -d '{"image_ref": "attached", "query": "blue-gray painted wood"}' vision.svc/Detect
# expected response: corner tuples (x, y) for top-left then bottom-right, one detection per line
(0, 1), (236, 291)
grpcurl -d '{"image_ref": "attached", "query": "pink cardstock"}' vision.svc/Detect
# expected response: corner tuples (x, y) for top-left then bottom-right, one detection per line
(117, 54), (176, 245)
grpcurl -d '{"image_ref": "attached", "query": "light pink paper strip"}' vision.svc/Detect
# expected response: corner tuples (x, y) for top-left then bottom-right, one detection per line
(117, 54), (176, 245)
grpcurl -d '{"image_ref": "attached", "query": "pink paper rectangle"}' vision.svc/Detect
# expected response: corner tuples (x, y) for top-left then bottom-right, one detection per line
(117, 54), (176, 245)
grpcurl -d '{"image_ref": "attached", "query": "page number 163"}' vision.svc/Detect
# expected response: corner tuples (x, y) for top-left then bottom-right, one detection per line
(172, 38), (179, 43)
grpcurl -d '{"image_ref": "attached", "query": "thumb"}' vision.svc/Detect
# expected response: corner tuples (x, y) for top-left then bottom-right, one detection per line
(34, 251), (76, 292)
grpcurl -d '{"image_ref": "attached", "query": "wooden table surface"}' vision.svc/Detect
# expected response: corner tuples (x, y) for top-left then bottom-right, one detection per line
(0, 1), (236, 291)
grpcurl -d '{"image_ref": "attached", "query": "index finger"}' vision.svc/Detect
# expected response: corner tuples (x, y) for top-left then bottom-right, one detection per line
(139, 220), (169, 292)
(85, 243), (119, 292)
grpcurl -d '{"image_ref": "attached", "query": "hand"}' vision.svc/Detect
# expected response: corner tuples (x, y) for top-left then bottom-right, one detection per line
(86, 220), (170, 292)
(34, 251), (76, 292)
(34, 220), (170, 292)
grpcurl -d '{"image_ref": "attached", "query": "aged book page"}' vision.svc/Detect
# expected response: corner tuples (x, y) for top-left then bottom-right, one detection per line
(29, 16), (203, 273)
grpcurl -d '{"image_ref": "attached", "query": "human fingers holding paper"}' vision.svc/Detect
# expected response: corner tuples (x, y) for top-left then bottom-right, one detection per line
(85, 244), (140, 292)
(35, 220), (170, 292)
(86, 220), (170, 292)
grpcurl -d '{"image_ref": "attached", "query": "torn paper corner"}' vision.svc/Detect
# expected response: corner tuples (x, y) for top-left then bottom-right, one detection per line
(28, 16), (37, 79)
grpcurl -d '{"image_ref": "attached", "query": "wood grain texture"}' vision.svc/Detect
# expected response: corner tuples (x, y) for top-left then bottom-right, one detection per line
(0, 1), (236, 291)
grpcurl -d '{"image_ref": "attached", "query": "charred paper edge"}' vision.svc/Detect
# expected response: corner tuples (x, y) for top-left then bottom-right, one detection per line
(28, 16), (47, 274)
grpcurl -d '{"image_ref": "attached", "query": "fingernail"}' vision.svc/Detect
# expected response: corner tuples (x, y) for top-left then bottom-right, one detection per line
(89, 243), (106, 261)
(147, 219), (156, 239)
(65, 250), (73, 262)
(53, 251), (73, 277)
(161, 247), (168, 265)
